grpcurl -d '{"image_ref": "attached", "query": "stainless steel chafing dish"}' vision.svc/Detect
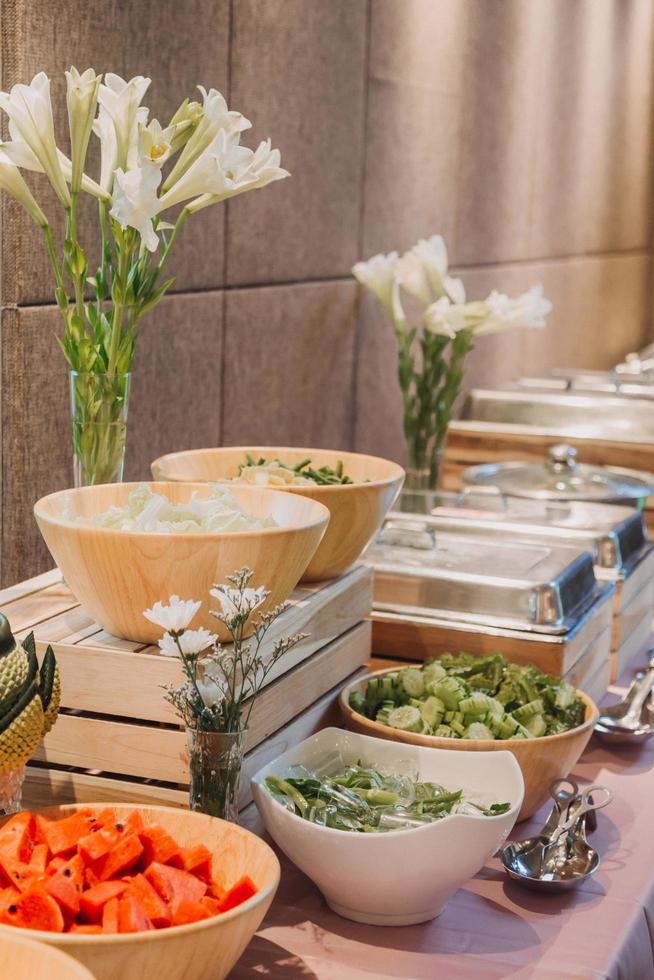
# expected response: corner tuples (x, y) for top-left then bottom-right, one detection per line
(389, 489), (654, 681)
(364, 517), (615, 702)
(460, 387), (654, 442)
(514, 343), (654, 396)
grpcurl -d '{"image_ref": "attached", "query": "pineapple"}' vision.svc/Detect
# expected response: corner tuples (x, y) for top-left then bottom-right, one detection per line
(0, 615), (61, 771)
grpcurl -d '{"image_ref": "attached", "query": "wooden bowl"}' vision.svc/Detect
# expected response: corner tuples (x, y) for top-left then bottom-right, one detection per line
(0, 803), (280, 980)
(151, 447), (405, 581)
(0, 932), (96, 979)
(340, 670), (599, 821)
(34, 482), (330, 643)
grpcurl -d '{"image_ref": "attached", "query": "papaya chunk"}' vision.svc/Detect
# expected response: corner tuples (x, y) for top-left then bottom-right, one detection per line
(180, 844), (213, 881)
(80, 880), (127, 923)
(117, 893), (152, 933)
(0, 888), (64, 932)
(0, 812), (36, 863)
(46, 856), (67, 877)
(45, 853), (84, 917)
(28, 844), (49, 874)
(69, 923), (102, 934)
(123, 874), (171, 928)
(144, 862), (206, 916)
(173, 898), (212, 926)
(78, 826), (120, 863)
(102, 896), (120, 934)
(138, 824), (183, 868)
(92, 834), (143, 882)
(201, 895), (223, 916)
(218, 875), (258, 912)
(0, 857), (42, 894)
(42, 809), (94, 856)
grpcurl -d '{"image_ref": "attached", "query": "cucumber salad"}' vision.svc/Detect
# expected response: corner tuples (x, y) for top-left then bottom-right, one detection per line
(265, 757), (510, 833)
(349, 653), (586, 741)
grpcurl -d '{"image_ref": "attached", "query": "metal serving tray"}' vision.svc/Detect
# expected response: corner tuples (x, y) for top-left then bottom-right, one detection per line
(513, 373), (654, 398)
(365, 526), (613, 635)
(461, 388), (654, 442)
(389, 492), (653, 581)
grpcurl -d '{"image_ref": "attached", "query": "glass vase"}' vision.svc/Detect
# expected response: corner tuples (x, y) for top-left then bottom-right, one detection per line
(70, 371), (131, 487)
(187, 728), (247, 822)
(0, 766), (25, 816)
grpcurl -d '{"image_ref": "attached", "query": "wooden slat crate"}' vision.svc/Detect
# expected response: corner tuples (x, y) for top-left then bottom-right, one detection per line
(0, 565), (373, 808)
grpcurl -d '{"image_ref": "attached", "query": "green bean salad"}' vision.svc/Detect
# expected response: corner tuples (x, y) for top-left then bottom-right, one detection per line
(265, 761), (510, 833)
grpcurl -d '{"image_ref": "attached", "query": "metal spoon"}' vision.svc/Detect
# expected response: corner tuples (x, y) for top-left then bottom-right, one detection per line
(595, 662), (654, 743)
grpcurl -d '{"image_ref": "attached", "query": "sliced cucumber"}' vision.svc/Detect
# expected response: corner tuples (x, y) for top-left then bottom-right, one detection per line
(387, 705), (422, 733)
(400, 669), (425, 698)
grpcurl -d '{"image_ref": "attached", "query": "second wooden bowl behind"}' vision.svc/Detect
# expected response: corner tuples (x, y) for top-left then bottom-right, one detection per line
(151, 447), (405, 581)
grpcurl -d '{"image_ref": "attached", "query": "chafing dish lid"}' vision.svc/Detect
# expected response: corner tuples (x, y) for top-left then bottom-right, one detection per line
(463, 444), (654, 502)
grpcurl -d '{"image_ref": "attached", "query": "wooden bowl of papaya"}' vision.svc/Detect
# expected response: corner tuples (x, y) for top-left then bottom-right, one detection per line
(0, 803), (280, 980)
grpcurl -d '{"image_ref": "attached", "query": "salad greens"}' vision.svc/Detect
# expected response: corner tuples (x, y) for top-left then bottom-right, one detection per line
(349, 653), (586, 741)
(265, 761), (510, 833)
(237, 454), (354, 486)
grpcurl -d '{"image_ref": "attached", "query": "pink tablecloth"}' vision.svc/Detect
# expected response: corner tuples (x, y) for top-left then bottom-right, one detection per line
(233, 653), (654, 980)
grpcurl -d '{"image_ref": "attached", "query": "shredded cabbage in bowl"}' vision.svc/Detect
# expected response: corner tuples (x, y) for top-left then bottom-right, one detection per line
(68, 484), (278, 534)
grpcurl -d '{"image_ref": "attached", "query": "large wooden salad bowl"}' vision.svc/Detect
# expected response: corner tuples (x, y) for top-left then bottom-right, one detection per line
(151, 447), (405, 581)
(34, 481), (329, 643)
(340, 669), (599, 820)
(0, 804), (280, 980)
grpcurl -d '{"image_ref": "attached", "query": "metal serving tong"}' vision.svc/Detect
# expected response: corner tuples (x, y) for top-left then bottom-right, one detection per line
(595, 655), (654, 744)
(501, 779), (613, 891)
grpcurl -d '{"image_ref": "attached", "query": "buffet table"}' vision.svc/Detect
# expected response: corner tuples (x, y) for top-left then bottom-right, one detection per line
(233, 650), (654, 980)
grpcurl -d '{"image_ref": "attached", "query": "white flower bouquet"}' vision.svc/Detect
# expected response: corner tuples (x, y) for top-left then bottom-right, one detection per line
(144, 568), (305, 820)
(353, 236), (552, 489)
(0, 69), (288, 485)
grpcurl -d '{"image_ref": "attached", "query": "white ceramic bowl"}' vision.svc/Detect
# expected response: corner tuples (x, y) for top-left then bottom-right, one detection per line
(251, 727), (524, 926)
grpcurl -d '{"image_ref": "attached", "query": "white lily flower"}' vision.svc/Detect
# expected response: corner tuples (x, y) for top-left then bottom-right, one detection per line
(424, 286), (551, 339)
(98, 73), (151, 172)
(423, 296), (476, 338)
(1, 120), (109, 202)
(395, 251), (433, 307)
(185, 138), (289, 213)
(65, 66), (101, 193)
(143, 594), (201, 632)
(209, 584), (267, 620)
(158, 628), (217, 658)
(473, 285), (552, 336)
(110, 162), (162, 252)
(158, 130), (253, 211)
(164, 88), (248, 190)
(138, 118), (173, 167)
(0, 148), (47, 227)
(0, 71), (70, 207)
(403, 235), (466, 305)
(167, 97), (203, 154)
(92, 107), (117, 195)
(162, 85), (251, 192)
(352, 250), (404, 324)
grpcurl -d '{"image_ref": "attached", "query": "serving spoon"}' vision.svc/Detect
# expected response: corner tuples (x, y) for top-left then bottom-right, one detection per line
(595, 660), (654, 744)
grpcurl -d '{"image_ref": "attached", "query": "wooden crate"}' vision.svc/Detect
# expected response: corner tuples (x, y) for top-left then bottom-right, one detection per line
(0, 565), (373, 809)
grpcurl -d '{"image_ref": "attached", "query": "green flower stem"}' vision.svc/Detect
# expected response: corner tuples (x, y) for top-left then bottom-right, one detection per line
(41, 224), (64, 293)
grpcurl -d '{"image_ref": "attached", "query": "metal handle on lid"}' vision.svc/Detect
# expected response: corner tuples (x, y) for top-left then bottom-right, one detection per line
(548, 444), (578, 472)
